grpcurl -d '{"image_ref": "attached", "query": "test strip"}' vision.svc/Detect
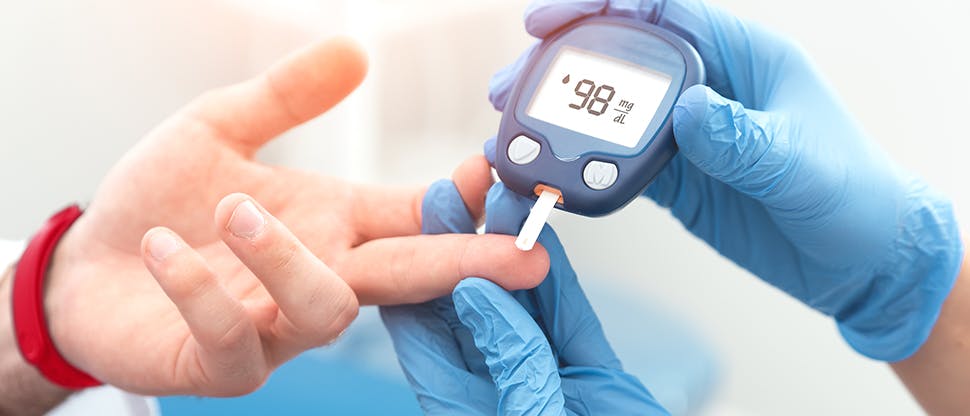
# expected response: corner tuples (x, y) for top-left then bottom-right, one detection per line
(515, 190), (560, 251)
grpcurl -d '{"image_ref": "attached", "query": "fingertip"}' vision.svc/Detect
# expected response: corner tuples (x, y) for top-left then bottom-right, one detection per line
(524, 0), (605, 37)
(140, 229), (221, 306)
(452, 278), (505, 320)
(672, 84), (713, 133)
(672, 85), (736, 159)
(263, 35), (370, 130)
(483, 137), (497, 166)
(452, 155), (493, 221)
(312, 35), (369, 91)
(465, 235), (550, 291)
(422, 180), (477, 235)
(488, 66), (515, 111)
(484, 183), (533, 236)
(488, 41), (540, 111)
(521, 241), (551, 289)
(214, 193), (256, 232)
(142, 227), (184, 265)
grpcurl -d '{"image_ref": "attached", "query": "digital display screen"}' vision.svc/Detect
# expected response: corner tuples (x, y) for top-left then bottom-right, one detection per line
(526, 47), (673, 148)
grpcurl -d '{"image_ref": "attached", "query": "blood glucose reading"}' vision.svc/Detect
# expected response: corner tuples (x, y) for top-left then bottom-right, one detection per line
(526, 47), (673, 148)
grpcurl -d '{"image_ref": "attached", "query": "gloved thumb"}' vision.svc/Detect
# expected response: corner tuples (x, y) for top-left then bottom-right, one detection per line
(453, 278), (566, 415)
(672, 84), (795, 200)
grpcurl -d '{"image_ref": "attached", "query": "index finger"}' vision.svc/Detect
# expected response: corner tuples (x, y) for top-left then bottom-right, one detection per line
(338, 233), (549, 305)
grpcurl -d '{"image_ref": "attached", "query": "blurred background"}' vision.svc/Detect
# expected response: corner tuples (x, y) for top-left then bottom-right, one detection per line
(3, 0), (969, 415)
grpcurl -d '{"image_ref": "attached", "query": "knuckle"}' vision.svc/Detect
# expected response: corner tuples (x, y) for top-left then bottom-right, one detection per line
(319, 287), (360, 345)
(266, 239), (300, 273)
(212, 318), (251, 353)
(287, 280), (359, 347)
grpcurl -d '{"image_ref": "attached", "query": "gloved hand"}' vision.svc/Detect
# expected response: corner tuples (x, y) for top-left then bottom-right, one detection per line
(381, 180), (669, 415)
(488, 0), (963, 361)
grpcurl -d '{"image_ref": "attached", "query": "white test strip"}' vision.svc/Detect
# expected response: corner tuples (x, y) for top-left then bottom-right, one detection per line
(515, 190), (560, 251)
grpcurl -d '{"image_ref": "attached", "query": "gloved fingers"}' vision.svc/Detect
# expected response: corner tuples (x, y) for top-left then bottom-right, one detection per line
(214, 194), (359, 352)
(484, 137), (498, 166)
(140, 227), (266, 395)
(421, 179), (478, 235)
(517, 0), (803, 104)
(453, 278), (566, 415)
(523, 0), (606, 38)
(482, 183), (544, 320)
(531, 226), (624, 370)
(523, 0), (667, 38)
(482, 184), (623, 370)
(561, 368), (670, 416)
(483, 182), (534, 236)
(186, 37), (367, 157)
(339, 233), (548, 305)
(488, 41), (539, 111)
(380, 302), (498, 415)
(379, 176), (508, 415)
(421, 177), (498, 377)
(380, 303), (466, 376)
(672, 85), (796, 201)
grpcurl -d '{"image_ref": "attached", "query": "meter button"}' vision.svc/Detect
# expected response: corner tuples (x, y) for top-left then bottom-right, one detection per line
(508, 135), (541, 165)
(583, 161), (618, 190)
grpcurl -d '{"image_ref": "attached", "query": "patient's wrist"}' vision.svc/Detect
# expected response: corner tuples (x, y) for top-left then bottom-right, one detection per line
(0, 266), (72, 415)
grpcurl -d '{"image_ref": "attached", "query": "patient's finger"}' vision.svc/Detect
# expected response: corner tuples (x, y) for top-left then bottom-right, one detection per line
(140, 227), (265, 394)
(338, 234), (550, 305)
(214, 193), (359, 350)
(350, 156), (494, 242)
(451, 155), (493, 222)
(186, 37), (369, 156)
(349, 183), (425, 242)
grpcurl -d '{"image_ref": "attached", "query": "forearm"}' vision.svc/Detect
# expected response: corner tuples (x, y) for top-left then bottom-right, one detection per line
(892, 252), (970, 415)
(0, 266), (71, 416)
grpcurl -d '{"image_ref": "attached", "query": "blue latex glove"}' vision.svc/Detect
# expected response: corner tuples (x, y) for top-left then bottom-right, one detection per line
(380, 180), (669, 415)
(487, 0), (963, 361)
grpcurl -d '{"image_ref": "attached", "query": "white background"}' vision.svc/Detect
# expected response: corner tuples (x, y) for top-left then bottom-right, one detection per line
(2, 0), (969, 415)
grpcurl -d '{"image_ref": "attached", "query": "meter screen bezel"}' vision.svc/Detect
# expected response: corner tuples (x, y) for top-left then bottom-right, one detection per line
(511, 23), (688, 160)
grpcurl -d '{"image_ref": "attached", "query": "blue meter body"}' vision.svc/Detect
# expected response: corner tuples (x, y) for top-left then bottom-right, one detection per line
(496, 17), (705, 217)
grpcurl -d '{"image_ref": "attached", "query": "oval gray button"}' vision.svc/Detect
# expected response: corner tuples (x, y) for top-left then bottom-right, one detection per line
(508, 135), (541, 165)
(583, 161), (618, 190)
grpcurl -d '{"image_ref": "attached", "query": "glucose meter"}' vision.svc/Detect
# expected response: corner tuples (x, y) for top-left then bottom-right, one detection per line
(495, 17), (705, 250)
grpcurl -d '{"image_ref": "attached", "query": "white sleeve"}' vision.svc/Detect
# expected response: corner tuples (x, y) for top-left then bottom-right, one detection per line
(0, 240), (26, 281)
(1, 239), (159, 415)
(49, 388), (159, 416)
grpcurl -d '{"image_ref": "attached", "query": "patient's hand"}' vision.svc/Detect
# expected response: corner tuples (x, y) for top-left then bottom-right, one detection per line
(36, 37), (548, 397)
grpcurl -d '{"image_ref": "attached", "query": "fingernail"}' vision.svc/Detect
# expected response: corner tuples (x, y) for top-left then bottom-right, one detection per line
(228, 200), (265, 239)
(149, 230), (180, 261)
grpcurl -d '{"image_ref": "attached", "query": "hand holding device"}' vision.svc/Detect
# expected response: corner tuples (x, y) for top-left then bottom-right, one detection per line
(495, 16), (704, 249)
(382, 180), (668, 416)
(490, 0), (963, 361)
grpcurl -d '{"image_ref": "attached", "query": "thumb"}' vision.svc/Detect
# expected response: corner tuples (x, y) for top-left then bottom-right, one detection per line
(672, 85), (796, 200)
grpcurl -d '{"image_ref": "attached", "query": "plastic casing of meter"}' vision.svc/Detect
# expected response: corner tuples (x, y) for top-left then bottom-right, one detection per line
(496, 16), (705, 217)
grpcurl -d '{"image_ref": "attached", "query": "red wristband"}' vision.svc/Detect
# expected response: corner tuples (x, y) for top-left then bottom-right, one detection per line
(12, 205), (102, 389)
